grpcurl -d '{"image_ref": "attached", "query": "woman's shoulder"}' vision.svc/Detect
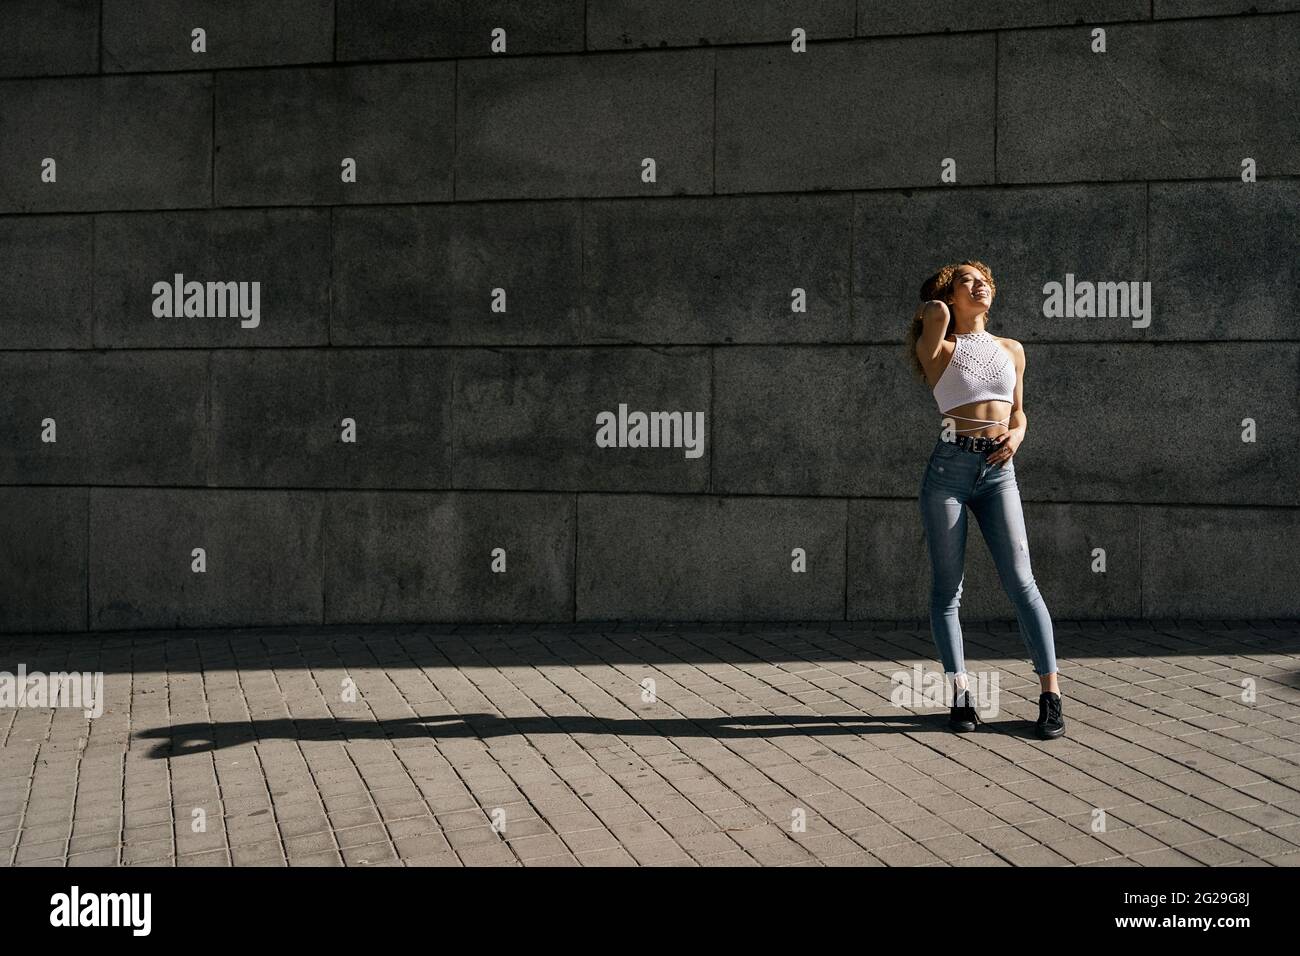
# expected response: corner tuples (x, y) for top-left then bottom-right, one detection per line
(991, 334), (1024, 358)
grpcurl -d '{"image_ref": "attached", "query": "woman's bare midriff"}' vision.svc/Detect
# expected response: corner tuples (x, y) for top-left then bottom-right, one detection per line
(938, 400), (1012, 439)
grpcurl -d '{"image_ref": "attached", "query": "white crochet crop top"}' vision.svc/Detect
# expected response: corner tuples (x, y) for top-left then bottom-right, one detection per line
(932, 330), (1016, 425)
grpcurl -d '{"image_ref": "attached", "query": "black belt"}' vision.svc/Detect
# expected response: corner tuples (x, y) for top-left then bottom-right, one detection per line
(944, 434), (1003, 453)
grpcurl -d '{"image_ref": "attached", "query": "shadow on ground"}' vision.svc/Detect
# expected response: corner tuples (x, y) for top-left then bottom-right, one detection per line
(134, 711), (1052, 758)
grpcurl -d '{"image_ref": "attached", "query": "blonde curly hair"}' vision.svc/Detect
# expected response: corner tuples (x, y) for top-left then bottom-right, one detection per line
(905, 260), (997, 382)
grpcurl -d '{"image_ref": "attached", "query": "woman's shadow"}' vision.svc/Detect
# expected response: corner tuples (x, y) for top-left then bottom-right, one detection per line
(133, 710), (1034, 758)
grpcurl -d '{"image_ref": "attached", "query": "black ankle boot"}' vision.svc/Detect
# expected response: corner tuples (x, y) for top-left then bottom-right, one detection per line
(1036, 692), (1065, 739)
(949, 689), (980, 733)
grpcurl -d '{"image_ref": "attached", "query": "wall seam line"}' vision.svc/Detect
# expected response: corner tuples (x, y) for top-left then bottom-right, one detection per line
(572, 492), (579, 621)
(0, 11), (1295, 83)
(209, 73), (216, 207)
(993, 30), (999, 184)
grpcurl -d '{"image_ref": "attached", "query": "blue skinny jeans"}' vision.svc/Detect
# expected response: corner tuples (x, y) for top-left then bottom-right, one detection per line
(917, 438), (1058, 678)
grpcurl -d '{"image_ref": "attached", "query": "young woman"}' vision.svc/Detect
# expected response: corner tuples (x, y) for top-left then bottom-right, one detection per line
(906, 261), (1064, 739)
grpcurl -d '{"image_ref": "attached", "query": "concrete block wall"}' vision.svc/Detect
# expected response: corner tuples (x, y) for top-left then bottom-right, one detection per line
(1, 2), (1297, 632)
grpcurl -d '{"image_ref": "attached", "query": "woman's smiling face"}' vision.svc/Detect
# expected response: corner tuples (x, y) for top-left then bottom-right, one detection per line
(947, 264), (994, 316)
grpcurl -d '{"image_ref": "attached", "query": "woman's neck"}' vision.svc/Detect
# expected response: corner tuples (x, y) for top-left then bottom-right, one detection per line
(950, 311), (989, 336)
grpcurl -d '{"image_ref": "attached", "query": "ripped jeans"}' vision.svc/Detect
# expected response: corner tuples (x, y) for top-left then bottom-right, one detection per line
(917, 438), (1058, 678)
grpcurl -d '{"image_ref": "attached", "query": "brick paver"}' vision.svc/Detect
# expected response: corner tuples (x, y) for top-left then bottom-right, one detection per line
(1, 620), (1298, 866)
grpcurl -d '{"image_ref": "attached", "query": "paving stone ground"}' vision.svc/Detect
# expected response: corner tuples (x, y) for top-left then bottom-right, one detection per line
(2, 619), (1299, 867)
